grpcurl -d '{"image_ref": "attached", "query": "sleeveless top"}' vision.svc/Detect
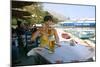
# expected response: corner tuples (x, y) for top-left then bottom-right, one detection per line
(39, 28), (49, 47)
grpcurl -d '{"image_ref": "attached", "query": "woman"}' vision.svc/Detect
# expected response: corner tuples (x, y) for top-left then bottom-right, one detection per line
(31, 15), (60, 53)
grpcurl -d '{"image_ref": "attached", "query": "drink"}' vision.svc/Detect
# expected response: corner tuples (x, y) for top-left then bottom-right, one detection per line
(48, 28), (55, 53)
(49, 40), (55, 53)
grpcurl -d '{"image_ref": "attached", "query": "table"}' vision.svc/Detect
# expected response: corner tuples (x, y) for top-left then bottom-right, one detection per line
(27, 42), (95, 64)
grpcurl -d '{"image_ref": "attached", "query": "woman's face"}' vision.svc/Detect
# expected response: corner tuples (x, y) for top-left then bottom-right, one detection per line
(46, 20), (53, 27)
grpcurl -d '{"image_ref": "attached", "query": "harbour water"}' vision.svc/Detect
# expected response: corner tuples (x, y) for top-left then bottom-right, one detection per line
(55, 25), (96, 44)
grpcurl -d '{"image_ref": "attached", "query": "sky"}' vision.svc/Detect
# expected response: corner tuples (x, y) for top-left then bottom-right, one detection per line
(42, 3), (95, 20)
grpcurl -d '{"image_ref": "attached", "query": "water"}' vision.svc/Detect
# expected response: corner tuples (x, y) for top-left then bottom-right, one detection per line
(55, 26), (96, 44)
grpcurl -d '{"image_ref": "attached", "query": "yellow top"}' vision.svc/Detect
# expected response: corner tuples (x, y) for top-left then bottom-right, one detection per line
(39, 27), (49, 47)
(40, 34), (49, 47)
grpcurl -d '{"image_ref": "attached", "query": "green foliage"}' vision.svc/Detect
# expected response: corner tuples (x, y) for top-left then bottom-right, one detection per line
(12, 2), (59, 25)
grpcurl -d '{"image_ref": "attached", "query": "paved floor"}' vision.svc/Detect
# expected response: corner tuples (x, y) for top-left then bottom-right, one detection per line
(15, 56), (36, 66)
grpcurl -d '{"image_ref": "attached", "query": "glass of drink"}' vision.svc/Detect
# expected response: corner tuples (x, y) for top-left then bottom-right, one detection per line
(48, 28), (55, 53)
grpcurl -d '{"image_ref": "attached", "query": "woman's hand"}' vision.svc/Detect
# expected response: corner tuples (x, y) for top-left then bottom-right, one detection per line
(56, 42), (61, 47)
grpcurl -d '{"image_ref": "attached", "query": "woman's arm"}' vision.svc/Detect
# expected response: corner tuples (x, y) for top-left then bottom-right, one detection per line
(53, 29), (60, 44)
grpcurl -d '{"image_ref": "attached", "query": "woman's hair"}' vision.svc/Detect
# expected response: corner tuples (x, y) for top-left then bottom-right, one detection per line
(44, 15), (53, 22)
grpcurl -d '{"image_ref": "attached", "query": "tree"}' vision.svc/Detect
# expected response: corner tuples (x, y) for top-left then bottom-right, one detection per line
(12, 1), (60, 25)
